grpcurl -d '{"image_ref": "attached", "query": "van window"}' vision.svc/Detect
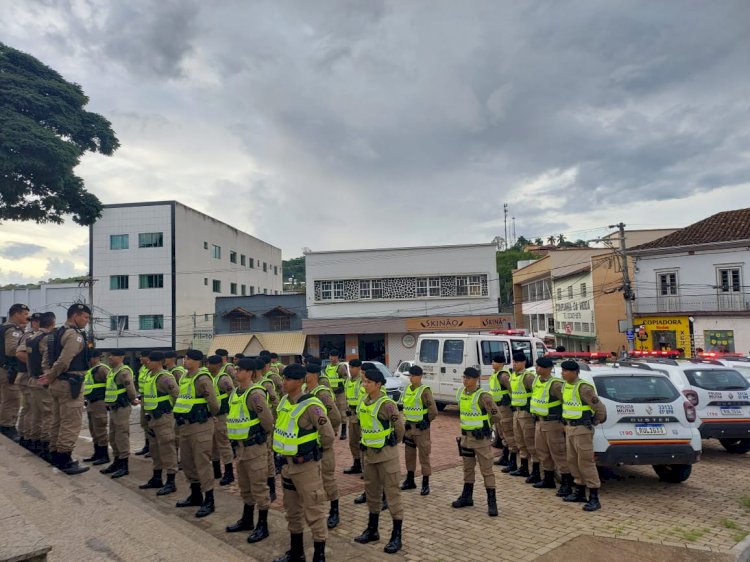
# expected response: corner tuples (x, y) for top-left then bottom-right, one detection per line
(511, 339), (532, 363)
(683, 369), (749, 391)
(419, 339), (439, 363)
(535, 343), (547, 359)
(481, 340), (510, 365)
(594, 375), (679, 403)
(442, 340), (465, 365)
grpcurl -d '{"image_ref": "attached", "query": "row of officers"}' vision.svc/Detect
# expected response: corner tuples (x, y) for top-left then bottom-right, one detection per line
(0, 302), (607, 562)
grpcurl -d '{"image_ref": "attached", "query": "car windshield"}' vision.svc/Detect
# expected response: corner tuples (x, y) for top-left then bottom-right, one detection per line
(730, 365), (750, 382)
(364, 362), (396, 378)
(511, 340), (532, 363)
(683, 369), (750, 391)
(594, 375), (679, 403)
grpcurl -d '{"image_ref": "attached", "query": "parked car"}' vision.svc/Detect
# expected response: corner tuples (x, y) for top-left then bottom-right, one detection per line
(395, 360), (416, 387)
(362, 361), (405, 402)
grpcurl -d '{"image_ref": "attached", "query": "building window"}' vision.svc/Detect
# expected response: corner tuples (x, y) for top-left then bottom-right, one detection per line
(580, 283), (587, 298)
(204, 314), (209, 321)
(456, 277), (468, 296)
(203, 241), (208, 249)
(574, 321), (582, 332)
(371, 280), (384, 299)
(109, 275), (129, 290)
(241, 284), (246, 296)
(320, 281), (332, 300)
(556, 288), (562, 301)
(138, 274), (164, 289)
(212, 280), (221, 293)
(429, 277), (441, 297)
(204, 278), (208, 286)
(274, 265), (278, 275)
(212, 245), (221, 259)
(270, 316), (291, 331)
(250, 286), (255, 295)
(548, 317), (555, 333)
(240, 254), (246, 266)
(110, 316), (128, 331)
(582, 322), (590, 333)
(718, 268), (741, 293)
(333, 280), (345, 300)
(230, 283), (237, 295)
(230, 317), (251, 332)
(249, 258), (254, 268)
(138, 232), (163, 248)
(567, 286), (574, 299)
(110, 234), (129, 250)
(263, 262), (268, 272)
(658, 272), (678, 296)
(359, 280), (371, 299)
(139, 315), (164, 330)
(230, 251), (237, 264)
(416, 278), (428, 297)
(263, 288), (268, 294)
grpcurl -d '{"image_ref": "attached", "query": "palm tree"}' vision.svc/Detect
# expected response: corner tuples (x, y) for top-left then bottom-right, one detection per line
(546, 235), (556, 246)
(557, 233), (566, 245)
(534, 237), (543, 245)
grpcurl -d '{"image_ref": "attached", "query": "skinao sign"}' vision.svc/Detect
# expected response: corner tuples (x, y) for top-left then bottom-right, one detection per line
(405, 315), (513, 331)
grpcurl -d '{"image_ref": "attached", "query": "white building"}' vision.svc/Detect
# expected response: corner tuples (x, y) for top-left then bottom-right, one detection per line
(303, 243), (510, 370)
(551, 268), (595, 351)
(0, 283), (88, 324)
(631, 209), (750, 356)
(90, 201), (282, 351)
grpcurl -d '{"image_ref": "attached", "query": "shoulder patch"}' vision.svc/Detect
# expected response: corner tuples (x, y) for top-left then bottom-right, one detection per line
(591, 396), (600, 404)
(76, 336), (83, 342)
(318, 416), (327, 425)
(310, 406), (324, 417)
(12, 331), (20, 337)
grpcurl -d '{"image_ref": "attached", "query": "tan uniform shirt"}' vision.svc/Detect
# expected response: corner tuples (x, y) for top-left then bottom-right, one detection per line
(313, 385), (341, 428)
(284, 394), (335, 475)
(217, 372), (235, 398)
(2, 322), (23, 367)
(362, 395), (405, 464)
(255, 374), (278, 411)
(194, 371), (220, 416)
(14, 329), (41, 370)
(464, 388), (502, 448)
(248, 387), (275, 435)
(156, 371), (179, 400)
(115, 365), (138, 403)
(43, 321), (86, 383)
(91, 363), (109, 385)
(414, 385), (438, 423)
(578, 380), (607, 424)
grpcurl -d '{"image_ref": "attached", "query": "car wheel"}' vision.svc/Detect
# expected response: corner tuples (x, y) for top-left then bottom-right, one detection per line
(652, 464), (692, 483)
(719, 438), (750, 454)
(436, 401), (447, 412)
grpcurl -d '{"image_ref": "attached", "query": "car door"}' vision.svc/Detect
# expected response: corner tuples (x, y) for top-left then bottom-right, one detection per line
(682, 367), (750, 423)
(416, 337), (442, 398)
(440, 338), (466, 399)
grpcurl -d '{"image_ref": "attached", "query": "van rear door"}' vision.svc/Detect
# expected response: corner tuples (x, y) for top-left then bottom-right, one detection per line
(441, 338), (467, 398)
(417, 337), (441, 393)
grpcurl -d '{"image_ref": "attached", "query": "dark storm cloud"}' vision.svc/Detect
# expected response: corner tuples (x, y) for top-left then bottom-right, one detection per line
(0, 243), (45, 259)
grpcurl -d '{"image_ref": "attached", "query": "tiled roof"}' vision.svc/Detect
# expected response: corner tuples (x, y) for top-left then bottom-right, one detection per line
(631, 208), (750, 251)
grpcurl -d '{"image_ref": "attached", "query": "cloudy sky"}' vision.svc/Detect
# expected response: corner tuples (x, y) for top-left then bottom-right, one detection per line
(2, 1), (750, 284)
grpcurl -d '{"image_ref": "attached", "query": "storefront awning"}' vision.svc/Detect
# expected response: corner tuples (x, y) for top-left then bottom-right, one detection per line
(254, 332), (307, 356)
(208, 334), (254, 355)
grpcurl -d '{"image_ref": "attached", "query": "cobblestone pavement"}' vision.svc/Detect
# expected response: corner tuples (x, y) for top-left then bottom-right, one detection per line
(81, 405), (750, 561)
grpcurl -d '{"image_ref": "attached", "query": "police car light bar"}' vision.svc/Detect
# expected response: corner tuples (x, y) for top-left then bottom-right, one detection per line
(630, 350), (681, 358)
(488, 329), (527, 336)
(544, 352), (610, 359)
(697, 352), (745, 359)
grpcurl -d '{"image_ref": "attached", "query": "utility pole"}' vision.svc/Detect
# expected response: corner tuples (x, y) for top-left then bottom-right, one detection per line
(503, 203), (508, 251)
(610, 222), (635, 352)
(78, 276), (96, 343)
(511, 216), (516, 246)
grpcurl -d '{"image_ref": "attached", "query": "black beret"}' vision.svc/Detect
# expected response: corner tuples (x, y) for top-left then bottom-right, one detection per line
(233, 353), (245, 359)
(110, 349), (126, 356)
(328, 349), (340, 357)
(185, 349), (204, 361)
(91, 349), (103, 358)
(164, 351), (177, 359)
(30, 312), (42, 321)
(207, 355), (222, 365)
(68, 303), (91, 315)
(306, 363), (321, 374)
(236, 358), (255, 371)
(253, 358), (266, 371)
(464, 367), (480, 378)
(349, 359), (362, 367)
(512, 352), (528, 362)
(261, 355), (272, 365)
(282, 363), (306, 380)
(270, 352), (279, 359)
(536, 357), (554, 368)
(259, 350), (271, 358)
(140, 350), (151, 357)
(215, 348), (229, 357)
(149, 351), (165, 361)
(560, 360), (580, 371)
(364, 368), (386, 385)
(361, 362), (376, 371)
(408, 365), (423, 376)
(492, 354), (506, 364)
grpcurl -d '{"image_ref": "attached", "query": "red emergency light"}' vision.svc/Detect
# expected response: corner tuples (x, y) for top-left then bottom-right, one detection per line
(630, 350), (681, 358)
(489, 329), (527, 336)
(545, 352), (610, 360)
(698, 352), (745, 359)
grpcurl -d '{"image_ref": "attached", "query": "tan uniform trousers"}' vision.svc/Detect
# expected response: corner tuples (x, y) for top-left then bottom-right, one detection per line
(534, 419), (569, 473)
(321, 446), (339, 501)
(86, 400), (109, 447)
(211, 413), (233, 465)
(334, 390), (347, 433)
(460, 435), (496, 488)
(513, 409), (537, 462)
(48, 378), (84, 454)
(179, 420), (215, 493)
(499, 404), (516, 452)
(0, 367), (21, 427)
(27, 379), (52, 442)
(348, 419), (363, 463)
(364, 447), (403, 519)
(140, 401), (148, 445)
(404, 425), (432, 476)
(108, 405), (131, 459)
(281, 460), (328, 541)
(565, 424), (600, 489)
(16, 373), (32, 438)
(237, 441), (271, 510)
(267, 439), (275, 479)
(147, 412), (177, 474)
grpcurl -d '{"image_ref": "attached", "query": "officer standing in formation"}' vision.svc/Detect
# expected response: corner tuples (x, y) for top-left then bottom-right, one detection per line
(135, 351), (151, 457)
(509, 351), (538, 481)
(489, 354), (515, 467)
(452, 367), (501, 517)
(0, 303), (29, 440)
(272, 363), (333, 562)
(560, 360), (607, 511)
(207, 354), (235, 486)
(82, 350), (111, 465)
(13, 312), (40, 447)
(100, 349), (139, 479)
(343, 358), (365, 477)
(324, 350), (348, 440)
(399, 365), (437, 496)
(529, 357), (572, 496)
(25, 312), (56, 461)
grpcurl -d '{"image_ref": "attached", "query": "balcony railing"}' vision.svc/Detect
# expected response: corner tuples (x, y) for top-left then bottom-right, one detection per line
(634, 293), (750, 314)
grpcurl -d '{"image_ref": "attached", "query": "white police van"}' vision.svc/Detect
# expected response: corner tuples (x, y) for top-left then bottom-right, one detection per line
(413, 331), (548, 409)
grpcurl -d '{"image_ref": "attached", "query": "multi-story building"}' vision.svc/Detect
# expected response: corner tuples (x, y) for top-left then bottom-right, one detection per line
(90, 201), (282, 351)
(0, 282), (88, 324)
(631, 209), (750, 355)
(303, 243), (510, 370)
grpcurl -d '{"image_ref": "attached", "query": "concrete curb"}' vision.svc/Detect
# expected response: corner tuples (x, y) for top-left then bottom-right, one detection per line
(731, 533), (750, 562)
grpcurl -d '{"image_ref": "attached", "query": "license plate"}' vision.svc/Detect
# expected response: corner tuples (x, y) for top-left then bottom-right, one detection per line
(720, 407), (743, 416)
(635, 424), (666, 435)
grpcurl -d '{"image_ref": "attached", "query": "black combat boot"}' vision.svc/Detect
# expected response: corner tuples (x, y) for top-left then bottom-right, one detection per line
(510, 457), (530, 477)
(196, 490), (215, 518)
(83, 445), (99, 462)
(157, 473), (177, 496)
(60, 452), (90, 475)
(268, 476), (277, 502)
(220, 463), (235, 486)
(110, 458), (129, 479)
(1, 426), (20, 442)
(339, 423), (347, 440)
(501, 452), (518, 474)
(248, 509), (270, 543)
(212, 460), (222, 479)
(451, 483), (474, 508)
(563, 484), (587, 503)
(354, 512), (380, 543)
(494, 447), (510, 466)
(400, 471), (417, 490)
(99, 458), (120, 474)
(327, 500), (339, 529)
(92, 445), (111, 466)
(556, 473), (573, 497)
(176, 483), (203, 507)
(39, 442), (52, 463)
(226, 503), (254, 533)
(313, 541), (326, 562)
(384, 519), (402, 554)
(486, 488), (499, 517)
(525, 462), (542, 484)
(273, 532), (305, 562)
(353, 491), (367, 504)
(134, 440), (149, 456)
(583, 488), (601, 512)
(534, 470), (557, 489)
(420, 475), (430, 496)
(343, 458), (362, 474)
(140, 469), (164, 489)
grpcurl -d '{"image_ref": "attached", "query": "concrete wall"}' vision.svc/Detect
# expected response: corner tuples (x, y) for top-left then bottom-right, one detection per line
(0, 283), (87, 324)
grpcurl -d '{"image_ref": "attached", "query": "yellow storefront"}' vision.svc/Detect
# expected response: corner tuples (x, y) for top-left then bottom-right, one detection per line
(633, 316), (692, 358)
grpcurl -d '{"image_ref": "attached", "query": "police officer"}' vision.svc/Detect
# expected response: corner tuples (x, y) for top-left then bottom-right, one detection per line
(225, 358), (275, 543)
(305, 362), (342, 529)
(100, 349), (139, 478)
(260, 352), (283, 395)
(207, 355), (235, 486)
(272, 363), (333, 562)
(215, 348), (237, 385)
(399, 365), (437, 496)
(0, 303), (29, 440)
(560, 360), (607, 511)
(253, 357), (279, 502)
(529, 357), (572, 496)
(343, 359), (365, 476)
(489, 354), (515, 468)
(452, 367), (502, 517)
(135, 351), (151, 457)
(509, 351), (538, 480)
(82, 350), (111, 465)
(165, 351), (186, 381)
(353, 368), (405, 554)
(269, 352), (284, 377)
(14, 312), (41, 449)
(39, 303), (90, 475)
(139, 351), (180, 496)
(324, 350), (348, 440)
(174, 349), (220, 518)
(24, 312), (55, 460)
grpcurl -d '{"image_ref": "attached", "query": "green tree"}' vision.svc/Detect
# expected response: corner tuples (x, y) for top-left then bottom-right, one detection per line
(497, 248), (540, 308)
(0, 43), (119, 225)
(546, 235), (556, 246)
(557, 233), (566, 245)
(282, 256), (305, 282)
(512, 235), (530, 250)
(533, 237), (543, 246)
